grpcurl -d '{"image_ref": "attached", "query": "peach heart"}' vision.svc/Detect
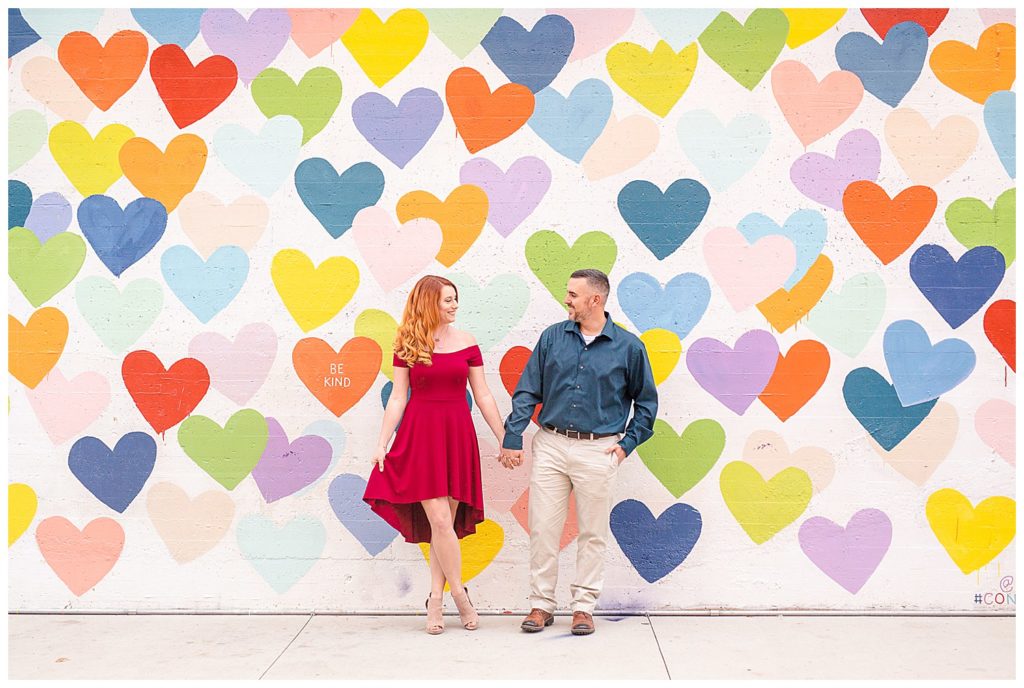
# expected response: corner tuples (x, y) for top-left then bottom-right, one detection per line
(21, 56), (95, 121)
(582, 112), (659, 180)
(871, 402), (958, 485)
(772, 60), (863, 147)
(178, 191), (268, 259)
(884, 108), (978, 186)
(36, 516), (125, 596)
(146, 482), (236, 563)
(743, 429), (835, 493)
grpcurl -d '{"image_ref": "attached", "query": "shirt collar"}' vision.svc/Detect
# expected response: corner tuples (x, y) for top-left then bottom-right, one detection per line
(563, 312), (616, 340)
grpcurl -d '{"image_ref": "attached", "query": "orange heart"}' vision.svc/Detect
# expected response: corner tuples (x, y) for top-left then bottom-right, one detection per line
(929, 23), (1016, 104)
(756, 254), (833, 332)
(9, 308), (69, 389)
(57, 30), (149, 111)
(36, 516), (125, 596)
(843, 182), (937, 264)
(445, 67), (535, 154)
(511, 487), (579, 550)
(758, 340), (830, 422)
(293, 336), (382, 417)
(396, 185), (488, 267)
(119, 134), (207, 212)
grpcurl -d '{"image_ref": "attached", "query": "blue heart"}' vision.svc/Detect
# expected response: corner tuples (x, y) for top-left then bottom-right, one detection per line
(78, 195), (167, 277)
(835, 21), (927, 107)
(738, 209), (827, 289)
(161, 245), (249, 323)
(617, 272), (709, 339)
(328, 473), (399, 556)
(618, 178), (710, 260)
(130, 8), (204, 47)
(351, 88), (444, 169)
(9, 180), (31, 229)
(676, 110), (770, 191)
(843, 367), (937, 451)
(381, 381), (473, 418)
(528, 79), (612, 162)
(984, 90), (1015, 179)
(20, 8), (103, 47)
(610, 499), (702, 584)
(883, 319), (976, 407)
(9, 8), (41, 57)
(68, 432), (156, 513)
(909, 244), (1005, 329)
(480, 14), (574, 93)
(295, 159), (385, 239)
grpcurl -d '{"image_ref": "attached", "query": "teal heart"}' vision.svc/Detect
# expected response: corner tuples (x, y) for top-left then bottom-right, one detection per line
(20, 8), (103, 46)
(525, 230), (618, 304)
(9, 110), (47, 173)
(448, 272), (531, 352)
(75, 276), (163, 354)
(636, 418), (726, 498)
(161, 245), (249, 324)
(9, 227), (86, 307)
(422, 9), (502, 58)
(251, 67), (342, 145)
(677, 110), (769, 191)
(698, 9), (789, 90)
(805, 272), (886, 358)
(236, 514), (326, 594)
(212, 115), (303, 197)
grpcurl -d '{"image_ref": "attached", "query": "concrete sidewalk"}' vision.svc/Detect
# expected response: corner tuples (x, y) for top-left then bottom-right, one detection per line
(8, 613), (1015, 680)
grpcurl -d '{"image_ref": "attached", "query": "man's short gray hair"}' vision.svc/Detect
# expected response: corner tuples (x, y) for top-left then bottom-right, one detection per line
(570, 269), (610, 300)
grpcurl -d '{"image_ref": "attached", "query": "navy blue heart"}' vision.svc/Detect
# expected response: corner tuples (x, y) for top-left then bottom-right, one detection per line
(842, 368), (936, 451)
(910, 244), (1005, 329)
(9, 180), (32, 229)
(77, 195), (168, 276)
(68, 432), (157, 513)
(617, 179), (710, 260)
(611, 499), (702, 583)
(835, 21), (927, 107)
(294, 159), (385, 239)
(481, 15), (575, 93)
(9, 8), (41, 57)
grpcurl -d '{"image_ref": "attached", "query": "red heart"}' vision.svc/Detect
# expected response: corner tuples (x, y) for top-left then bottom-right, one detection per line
(983, 299), (1015, 371)
(150, 44), (238, 128)
(499, 346), (542, 426)
(122, 350), (210, 434)
(860, 9), (949, 38)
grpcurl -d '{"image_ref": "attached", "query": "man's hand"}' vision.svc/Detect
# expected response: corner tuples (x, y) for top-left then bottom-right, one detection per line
(500, 449), (525, 468)
(605, 444), (626, 463)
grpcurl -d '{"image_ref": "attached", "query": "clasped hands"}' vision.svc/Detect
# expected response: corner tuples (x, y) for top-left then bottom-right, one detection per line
(498, 449), (523, 469)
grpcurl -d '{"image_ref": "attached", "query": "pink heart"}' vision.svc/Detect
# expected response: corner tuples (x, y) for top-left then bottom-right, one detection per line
(21, 56), (95, 121)
(178, 192), (268, 259)
(479, 435), (534, 513)
(703, 226), (797, 311)
(582, 112), (659, 181)
(975, 399), (1014, 465)
(188, 322), (277, 405)
(511, 486), (579, 550)
(36, 517), (124, 596)
(772, 60), (863, 148)
(550, 8), (636, 61)
(287, 8), (359, 57)
(26, 369), (110, 445)
(978, 9), (1015, 26)
(351, 206), (443, 291)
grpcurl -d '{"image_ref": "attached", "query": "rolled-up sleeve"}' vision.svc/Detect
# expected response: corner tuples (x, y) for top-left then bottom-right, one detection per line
(619, 342), (658, 456)
(502, 331), (546, 450)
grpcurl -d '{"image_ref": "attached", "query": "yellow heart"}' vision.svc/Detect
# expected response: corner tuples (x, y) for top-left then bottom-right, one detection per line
(926, 488), (1015, 574)
(640, 328), (681, 385)
(757, 254), (833, 332)
(9, 483), (38, 546)
(419, 518), (504, 589)
(48, 121), (135, 197)
(782, 9), (847, 49)
(341, 9), (429, 88)
(606, 41), (698, 117)
(720, 461), (812, 544)
(271, 249), (359, 333)
(354, 309), (399, 381)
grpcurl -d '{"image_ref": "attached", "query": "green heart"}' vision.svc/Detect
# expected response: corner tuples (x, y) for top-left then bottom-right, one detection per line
(945, 188), (1015, 266)
(699, 9), (789, 90)
(448, 272), (531, 352)
(9, 227), (87, 307)
(636, 418), (726, 498)
(9, 110), (47, 172)
(422, 9), (502, 59)
(236, 514), (326, 594)
(354, 308), (399, 381)
(805, 272), (886, 358)
(720, 461), (812, 544)
(75, 276), (163, 354)
(177, 409), (269, 490)
(525, 230), (618, 305)
(251, 67), (342, 145)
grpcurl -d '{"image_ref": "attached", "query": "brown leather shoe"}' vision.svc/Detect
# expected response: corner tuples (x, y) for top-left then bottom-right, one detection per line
(520, 608), (554, 632)
(571, 611), (595, 635)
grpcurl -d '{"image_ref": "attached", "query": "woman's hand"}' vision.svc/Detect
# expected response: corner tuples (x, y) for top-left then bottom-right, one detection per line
(371, 446), (387, 472)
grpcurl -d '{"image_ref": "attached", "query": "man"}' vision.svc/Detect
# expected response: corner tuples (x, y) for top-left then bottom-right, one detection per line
(500, 268), (658, 635)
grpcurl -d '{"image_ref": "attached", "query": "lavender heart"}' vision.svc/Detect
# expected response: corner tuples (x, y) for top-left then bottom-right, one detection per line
(24, 191), (71, 242)
(459, 156), (551, 237)
(200, 9), (291, 84)
(790, 129), (880, 210)
(351, 88), (443, 169)
(799, 508), (892, 594)
(685, 329), (779, 414)
(251, 417), (332, 503)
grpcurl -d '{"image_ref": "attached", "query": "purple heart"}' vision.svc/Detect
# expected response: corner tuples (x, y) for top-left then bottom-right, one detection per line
(329, 473), (399, 556)
(790, 129), (880, 210)
(251, 417), (332, 503)
(459, 156), (551, 237)
(799, 509), (892, 594)
(351, 88), (443, 169)
(200, 9), (291, 84)
(24, 191), (71, 242)
(685, 329), (779, 414)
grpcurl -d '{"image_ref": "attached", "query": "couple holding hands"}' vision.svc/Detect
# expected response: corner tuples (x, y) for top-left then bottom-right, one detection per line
(363, 269), (658, 635)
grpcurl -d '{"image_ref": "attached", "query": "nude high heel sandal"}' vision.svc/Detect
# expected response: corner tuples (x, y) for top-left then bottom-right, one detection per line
(451, 586), (479, 630)
(425, 593), (444, 634)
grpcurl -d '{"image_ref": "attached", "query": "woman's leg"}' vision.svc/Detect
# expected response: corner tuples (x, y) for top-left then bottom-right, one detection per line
(421, 497), (464, 596)
(428, 498), (461, 595)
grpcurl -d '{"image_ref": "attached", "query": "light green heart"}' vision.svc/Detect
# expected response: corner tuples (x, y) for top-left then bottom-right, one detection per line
(9, 227), (87, 307)
(9, 110), (47, 172)
(236, 514), (326, 594)
(525, 230), (618, 305)
(251, 67), (342, 145)
(355, 308), (399, 381)
(698, 9), (789, 90)
(422, 9), (502, 59)
(75, 276), (163, 354)
(448, 272), (531, 352)
(177, 409), (269, 490)
(720, 461), (812, 544)
(804, 272), (886, 358)
(636, 418), (726, 498)
(945, 188), (1015, 266)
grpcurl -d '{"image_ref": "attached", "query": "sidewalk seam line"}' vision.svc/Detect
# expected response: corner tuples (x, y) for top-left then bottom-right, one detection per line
(259, 612), (313, 680)
(647, 613), (672, 680)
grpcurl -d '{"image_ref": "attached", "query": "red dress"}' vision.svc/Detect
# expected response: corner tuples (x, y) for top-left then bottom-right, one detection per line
(363, 345), (485, 543)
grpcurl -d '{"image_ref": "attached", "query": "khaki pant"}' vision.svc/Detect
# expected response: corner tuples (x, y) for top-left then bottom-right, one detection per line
(528, 427), (620, 615)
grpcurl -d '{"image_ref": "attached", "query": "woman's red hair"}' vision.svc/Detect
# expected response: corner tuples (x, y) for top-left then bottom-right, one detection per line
(393, 275), (458, 366)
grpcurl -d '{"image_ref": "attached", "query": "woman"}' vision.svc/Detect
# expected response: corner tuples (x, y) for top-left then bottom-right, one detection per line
(363, 275), (508, 634)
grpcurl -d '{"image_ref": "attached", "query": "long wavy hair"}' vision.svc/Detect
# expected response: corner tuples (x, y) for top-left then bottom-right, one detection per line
(393, 275), (458, 367)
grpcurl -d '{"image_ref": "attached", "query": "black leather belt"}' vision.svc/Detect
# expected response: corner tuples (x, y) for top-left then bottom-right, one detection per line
(545, 425), (618, 440)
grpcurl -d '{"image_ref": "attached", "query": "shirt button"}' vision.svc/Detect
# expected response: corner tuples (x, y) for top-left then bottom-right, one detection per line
(579, 365), (584, 369)
(569, 424), (574, 428)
